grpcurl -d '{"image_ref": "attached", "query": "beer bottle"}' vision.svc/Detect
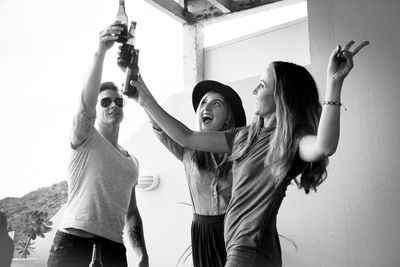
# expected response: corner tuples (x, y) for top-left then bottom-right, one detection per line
(117, 21), (137, 71)
(115, 0), (128, 43)
(89, 244), (103, 267)
(127, 21), (137, 46)
(122, 49), (140, 97)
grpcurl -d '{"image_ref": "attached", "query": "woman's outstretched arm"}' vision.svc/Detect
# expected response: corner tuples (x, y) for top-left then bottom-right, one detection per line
(130, 75), (231, 154)
(299, 40), (369, 162)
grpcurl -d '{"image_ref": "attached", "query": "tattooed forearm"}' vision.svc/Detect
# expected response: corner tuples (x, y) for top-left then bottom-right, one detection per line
(128, 225), (144, 249)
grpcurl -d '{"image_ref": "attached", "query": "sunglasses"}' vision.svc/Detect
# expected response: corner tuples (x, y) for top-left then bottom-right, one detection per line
(100, 97), (125, 108)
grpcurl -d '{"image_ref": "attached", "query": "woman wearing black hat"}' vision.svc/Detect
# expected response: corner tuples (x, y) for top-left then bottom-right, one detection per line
(132, 40), (368, 267)
(149, 80), (246, 267)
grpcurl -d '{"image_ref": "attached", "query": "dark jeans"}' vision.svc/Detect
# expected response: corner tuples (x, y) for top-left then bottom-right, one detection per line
(47, 230), (127, 267)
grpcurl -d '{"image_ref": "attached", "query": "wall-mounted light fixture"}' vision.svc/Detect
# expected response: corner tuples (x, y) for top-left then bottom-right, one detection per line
(137, 171), (160, 191)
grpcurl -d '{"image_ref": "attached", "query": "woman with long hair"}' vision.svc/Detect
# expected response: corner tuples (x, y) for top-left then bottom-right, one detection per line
(149, 80), (246, 267)
(131, 40), (369, 266)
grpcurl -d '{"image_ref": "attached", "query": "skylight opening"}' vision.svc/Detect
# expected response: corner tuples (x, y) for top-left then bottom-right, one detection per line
(204, 1), (308, 48)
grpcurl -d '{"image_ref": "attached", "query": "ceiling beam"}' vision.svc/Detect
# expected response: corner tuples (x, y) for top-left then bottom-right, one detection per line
(144, 0), (304, 24)
(202, 0), (305, 25)
(205, 0), (231, 13)
(144, 0), (194, 24)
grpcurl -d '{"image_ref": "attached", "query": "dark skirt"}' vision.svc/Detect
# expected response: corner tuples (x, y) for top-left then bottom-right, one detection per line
(191, 213), (226, 267)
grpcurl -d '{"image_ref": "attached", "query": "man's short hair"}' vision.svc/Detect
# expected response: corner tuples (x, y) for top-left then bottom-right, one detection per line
(99, 81), (119, 93)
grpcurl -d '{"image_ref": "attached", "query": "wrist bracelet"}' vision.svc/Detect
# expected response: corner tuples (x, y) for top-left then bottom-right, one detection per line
(323, 100), (347, 110)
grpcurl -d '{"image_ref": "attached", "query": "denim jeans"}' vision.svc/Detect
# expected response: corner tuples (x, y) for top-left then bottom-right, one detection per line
(47, 231), (127, 267)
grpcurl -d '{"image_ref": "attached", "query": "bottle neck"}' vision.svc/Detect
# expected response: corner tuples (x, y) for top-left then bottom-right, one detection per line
(117, 1), (128, 24)
(129, 28), (136, 37)
(118, 2), (125, 13)
(127, 22), (137, 46)
(91, 244), (101, 262)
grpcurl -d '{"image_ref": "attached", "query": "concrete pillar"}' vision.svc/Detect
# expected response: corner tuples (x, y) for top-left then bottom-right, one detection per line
(183, 23), (204, 92)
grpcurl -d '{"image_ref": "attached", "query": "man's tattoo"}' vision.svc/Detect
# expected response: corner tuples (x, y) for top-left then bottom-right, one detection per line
(74, 101), (96, 141)
(129, 226), (144, 248)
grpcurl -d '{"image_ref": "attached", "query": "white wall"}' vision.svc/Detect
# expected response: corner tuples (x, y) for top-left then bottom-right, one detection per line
(205, 18), (310, 83)
(284, 0), (399, 266)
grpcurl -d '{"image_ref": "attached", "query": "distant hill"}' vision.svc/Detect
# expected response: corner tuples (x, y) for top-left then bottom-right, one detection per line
(0, 181), (68, 242)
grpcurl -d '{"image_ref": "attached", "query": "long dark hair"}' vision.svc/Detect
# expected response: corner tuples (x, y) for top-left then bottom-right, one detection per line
(230, 62), (328, 193)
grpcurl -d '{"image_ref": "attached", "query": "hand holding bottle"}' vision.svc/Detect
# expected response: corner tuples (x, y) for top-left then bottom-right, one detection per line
(128, 74), (157, 108)
(116, 21), (139, 97)
(98, 22), (123, 53)
(122, 49), (140, 97)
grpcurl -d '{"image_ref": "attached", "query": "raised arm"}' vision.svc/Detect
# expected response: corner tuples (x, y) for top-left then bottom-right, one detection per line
(70, 22), (123, 148)
(299, 40), (369, 162)
(126, 186), (149, 267)
(143, 109), (185, 161)
(130, 76), (231, 154)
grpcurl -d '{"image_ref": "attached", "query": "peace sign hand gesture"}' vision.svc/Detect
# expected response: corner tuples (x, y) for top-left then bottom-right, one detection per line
(328, 40), (369, 82)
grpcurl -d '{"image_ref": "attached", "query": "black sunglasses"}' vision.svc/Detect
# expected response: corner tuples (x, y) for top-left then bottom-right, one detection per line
(100, 97), (125, 108)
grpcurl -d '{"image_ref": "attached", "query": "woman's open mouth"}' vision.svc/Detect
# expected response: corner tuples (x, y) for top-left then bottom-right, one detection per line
(202, 113), (213, 125)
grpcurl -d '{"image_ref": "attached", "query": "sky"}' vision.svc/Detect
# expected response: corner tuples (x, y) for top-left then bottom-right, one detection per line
(0, 0), (306, 199)
(0, 0), (184, 199)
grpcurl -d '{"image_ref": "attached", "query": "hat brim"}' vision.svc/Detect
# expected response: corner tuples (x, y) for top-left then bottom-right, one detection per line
(192, 80), (246, 127)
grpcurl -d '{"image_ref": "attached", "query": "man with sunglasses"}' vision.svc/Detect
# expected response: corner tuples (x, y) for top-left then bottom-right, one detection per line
(47, 21), (149, 267)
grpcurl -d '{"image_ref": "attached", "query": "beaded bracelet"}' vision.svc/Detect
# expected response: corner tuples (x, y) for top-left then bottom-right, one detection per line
(322, 101), (347, 110)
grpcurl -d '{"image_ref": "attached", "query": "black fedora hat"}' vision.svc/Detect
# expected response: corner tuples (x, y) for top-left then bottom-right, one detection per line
(192, 80), (246, 127)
